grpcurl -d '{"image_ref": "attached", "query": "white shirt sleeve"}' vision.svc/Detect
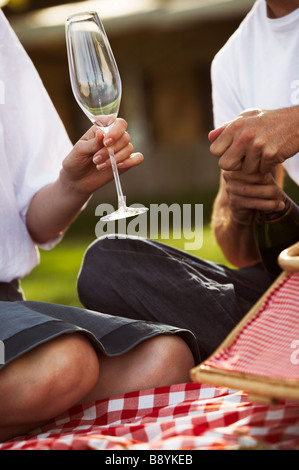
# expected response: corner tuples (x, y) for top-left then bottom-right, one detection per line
(210, 42), (244, 129)
(0, 10), (73, 246)
(0, 10), (73, 281)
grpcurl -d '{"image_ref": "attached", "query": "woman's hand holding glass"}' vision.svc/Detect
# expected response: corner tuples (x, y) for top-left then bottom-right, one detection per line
(61, 119), (144, 197)
(65, 11), (148, 220)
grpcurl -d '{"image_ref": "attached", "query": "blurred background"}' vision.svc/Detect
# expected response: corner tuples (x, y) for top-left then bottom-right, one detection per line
(3, 0), (256, 304)
(4, 0), (256, 209)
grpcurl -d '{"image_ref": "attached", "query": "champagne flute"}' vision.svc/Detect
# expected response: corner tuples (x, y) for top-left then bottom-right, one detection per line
(65, 11), (148, 221)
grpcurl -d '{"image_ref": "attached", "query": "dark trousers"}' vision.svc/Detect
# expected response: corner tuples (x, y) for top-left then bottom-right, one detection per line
(77, 236), (275, 362)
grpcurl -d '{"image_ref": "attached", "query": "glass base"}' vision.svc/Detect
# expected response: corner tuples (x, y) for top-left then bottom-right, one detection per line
(100, 206), (148, 222)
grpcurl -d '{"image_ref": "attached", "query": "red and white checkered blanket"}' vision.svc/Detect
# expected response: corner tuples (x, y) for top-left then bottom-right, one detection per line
(1, 382), (299, 450)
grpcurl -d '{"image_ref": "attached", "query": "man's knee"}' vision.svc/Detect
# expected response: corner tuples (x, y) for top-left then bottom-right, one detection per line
(77, 236), (139, 310)
(80, 235), (150, 270)
(78, 237), (120, 292)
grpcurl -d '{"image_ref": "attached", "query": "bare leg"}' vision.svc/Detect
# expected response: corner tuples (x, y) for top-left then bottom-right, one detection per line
(82, 335), (195, 403)
(0, 334), (100, 442)
(0, 333), (194, 442)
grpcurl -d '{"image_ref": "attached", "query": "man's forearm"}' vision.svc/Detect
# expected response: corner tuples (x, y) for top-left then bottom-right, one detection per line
(211, 195), (260, 268)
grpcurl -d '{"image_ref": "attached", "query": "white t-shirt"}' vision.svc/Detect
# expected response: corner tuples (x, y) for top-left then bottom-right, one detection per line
(211, 0), (299, 185)
(0, 10), (72, 282)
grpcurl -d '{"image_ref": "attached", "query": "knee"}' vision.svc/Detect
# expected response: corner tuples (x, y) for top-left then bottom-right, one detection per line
(77, 236), (120, 307)
(77, 236), (140, 310)
(40, 334), (100, 411)
(6, 334), (100, 421)
(79, 235), (146, 276)
(80, 236), (125, 270)
(144, 335), (195, 386)
(0, 334), (100, 441)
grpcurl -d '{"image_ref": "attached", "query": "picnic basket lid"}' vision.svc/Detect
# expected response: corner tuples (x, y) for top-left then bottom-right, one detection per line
(191, 241), (299, 404)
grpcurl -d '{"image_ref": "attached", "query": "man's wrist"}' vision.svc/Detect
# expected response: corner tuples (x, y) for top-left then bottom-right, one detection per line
(229, 210), (254, 227)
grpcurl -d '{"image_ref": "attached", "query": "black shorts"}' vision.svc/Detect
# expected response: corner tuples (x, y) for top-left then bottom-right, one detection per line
(0, 295), (200, 370)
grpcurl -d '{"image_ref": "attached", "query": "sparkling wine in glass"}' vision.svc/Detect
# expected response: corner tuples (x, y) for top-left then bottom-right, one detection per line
(65, 11), (148, 221)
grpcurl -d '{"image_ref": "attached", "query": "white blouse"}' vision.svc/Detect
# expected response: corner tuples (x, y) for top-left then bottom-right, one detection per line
(0, 10), (72, 282)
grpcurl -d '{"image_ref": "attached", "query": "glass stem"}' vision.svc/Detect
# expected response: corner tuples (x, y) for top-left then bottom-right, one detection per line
(107, 146), (127, 211)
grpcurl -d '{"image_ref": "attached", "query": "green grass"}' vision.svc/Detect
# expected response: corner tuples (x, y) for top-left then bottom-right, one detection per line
(21, 224), (231, 307)
(21, 238), (89, 307)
